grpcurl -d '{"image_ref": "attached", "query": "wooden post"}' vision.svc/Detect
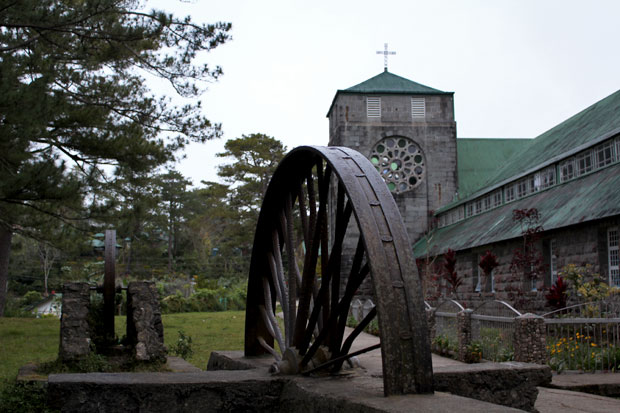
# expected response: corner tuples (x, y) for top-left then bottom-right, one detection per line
(104, 229), (116, 342)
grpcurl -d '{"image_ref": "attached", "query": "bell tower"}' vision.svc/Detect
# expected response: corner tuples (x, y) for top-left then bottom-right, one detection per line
(327, 70), (457, 244)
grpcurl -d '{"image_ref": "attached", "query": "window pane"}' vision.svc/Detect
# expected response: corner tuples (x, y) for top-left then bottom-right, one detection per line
(576, 150), (593, 175)
(596, 141), (614, 168)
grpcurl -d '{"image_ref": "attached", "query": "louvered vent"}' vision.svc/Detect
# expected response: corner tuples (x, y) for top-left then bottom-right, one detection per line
(367, 97), (381, 118)
(411, 98), (425, 119)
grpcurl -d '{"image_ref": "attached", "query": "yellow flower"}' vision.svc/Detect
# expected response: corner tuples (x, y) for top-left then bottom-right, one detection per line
(591, 343), (597, 347)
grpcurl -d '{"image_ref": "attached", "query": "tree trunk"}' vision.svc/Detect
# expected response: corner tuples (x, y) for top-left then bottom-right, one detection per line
(0, 226), (13, 317)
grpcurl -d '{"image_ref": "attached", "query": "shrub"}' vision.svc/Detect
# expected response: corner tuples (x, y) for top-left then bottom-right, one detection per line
(161, 293), (187, 314)
(169, 330), (194, 360)
(0, 380), (57, 413)
(442, 249), (462, 298)
(546, 276), (568, 310)
(22, 291), (43, 306)
(561, 264), (610, 303)
(432, 335), (457, 357)
(160, 284), (247, 314)
(478, 327), (514, 362)
(465, 341), (483, 363)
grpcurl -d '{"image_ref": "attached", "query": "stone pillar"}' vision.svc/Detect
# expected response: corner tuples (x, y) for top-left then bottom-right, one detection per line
(426, 307), (436, 343)
(59, 282), (91, 361)
(126, 281), (166, 362)
(513, 313), (548, 364)
(457, 309), (473, 362)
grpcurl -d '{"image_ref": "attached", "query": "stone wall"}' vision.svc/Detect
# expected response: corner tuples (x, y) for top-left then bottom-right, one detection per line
(59, 282), (91, 361)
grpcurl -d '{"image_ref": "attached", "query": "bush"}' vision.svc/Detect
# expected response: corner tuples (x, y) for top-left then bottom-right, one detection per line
(160, 284), (247, 314)
(432, 335), (457, 358)
(161, 293), (187, 314)
(22, 291), (43, 306)
(2, 295), (33, 317)
(465, 341), (483, 363)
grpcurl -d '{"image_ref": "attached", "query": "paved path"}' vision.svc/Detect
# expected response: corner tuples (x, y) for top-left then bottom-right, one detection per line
(349, 328), (620, 412)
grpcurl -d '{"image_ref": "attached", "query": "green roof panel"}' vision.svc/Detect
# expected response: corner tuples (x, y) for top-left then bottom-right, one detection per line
(456, 138), (532, 197)
(344, 70), (450, 95)
(414, 163), (620, 257)
(468, 89), (620, 201)
(327, 70), (453, 116)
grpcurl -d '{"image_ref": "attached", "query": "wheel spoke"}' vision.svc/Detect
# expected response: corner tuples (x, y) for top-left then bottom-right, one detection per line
(284, 194), (301, 341)
(333, 307), (377, 370)
(271, 228), (290, 347)
(293, 162), (331, 347)
(260, 276), (284, 352)
(267, 252), (284, 313)
(257, 336), (281, 361)
(297, 181), (310, 249)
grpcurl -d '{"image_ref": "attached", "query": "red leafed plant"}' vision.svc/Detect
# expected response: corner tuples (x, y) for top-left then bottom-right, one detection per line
(545, 276), (568, 310)
(442, 249), (462, 298)
(479, 250), (499, 276)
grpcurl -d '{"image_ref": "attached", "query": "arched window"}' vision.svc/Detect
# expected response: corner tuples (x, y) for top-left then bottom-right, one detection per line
(369, 137), (425, 194)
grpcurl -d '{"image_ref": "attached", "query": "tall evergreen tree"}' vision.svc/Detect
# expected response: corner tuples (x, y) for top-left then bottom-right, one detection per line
(0, 0), (230, 315)
(216, 133), (286, 257)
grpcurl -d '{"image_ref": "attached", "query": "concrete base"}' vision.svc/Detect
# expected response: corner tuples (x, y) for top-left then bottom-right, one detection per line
(47, 368), (525, 413)
(46, 351), (550, 413)
(208, 351), (551, 412)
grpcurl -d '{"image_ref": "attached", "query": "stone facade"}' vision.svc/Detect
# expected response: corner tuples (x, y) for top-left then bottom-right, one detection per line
(59, 282), (91, 361)
(126, 281), (166, 361)
(328, 86), (457, 297)
(421, 217), (620, 313)
(328, 93), (457, 245)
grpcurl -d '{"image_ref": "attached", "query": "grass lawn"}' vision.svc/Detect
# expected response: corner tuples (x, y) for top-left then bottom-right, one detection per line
(0, 311), (245, 382)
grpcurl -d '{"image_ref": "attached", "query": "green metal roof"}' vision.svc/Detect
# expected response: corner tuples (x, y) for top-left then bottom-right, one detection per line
(459, 89), (620, 205)
(414, 163), (620, 257)
(327, 70), (453, 116)
(344, 70), (450, 95)
(456, 138), (532, 198)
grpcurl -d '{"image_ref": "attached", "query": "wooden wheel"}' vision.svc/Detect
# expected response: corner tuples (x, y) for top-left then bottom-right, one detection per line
(244, 146), (433, 395)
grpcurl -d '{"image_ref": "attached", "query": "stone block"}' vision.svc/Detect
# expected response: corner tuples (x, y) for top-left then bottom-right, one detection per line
(126, 281), (166, 362)
(59, 282), (91, 361)
(513, 313), (547, 364)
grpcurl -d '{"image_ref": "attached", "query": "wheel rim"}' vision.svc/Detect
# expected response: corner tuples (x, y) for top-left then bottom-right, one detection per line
(244, 145), (433, 395)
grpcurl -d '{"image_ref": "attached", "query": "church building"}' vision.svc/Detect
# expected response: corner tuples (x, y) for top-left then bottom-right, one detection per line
(327, 69), (620, 311)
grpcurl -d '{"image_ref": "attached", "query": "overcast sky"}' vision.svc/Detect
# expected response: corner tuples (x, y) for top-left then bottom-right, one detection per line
(148, 0), (620, 186)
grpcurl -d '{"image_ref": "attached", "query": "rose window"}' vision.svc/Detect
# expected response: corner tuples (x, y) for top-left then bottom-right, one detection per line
(369, 137), (425, 194)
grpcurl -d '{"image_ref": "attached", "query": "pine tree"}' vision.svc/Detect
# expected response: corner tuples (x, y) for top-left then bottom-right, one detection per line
(0, 0), (230, 315)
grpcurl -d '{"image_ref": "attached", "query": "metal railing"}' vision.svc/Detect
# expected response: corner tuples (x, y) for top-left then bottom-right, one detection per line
(471, 300), (521, 362)
(543, 300), (620, 372)
(434, 299), (464, 347)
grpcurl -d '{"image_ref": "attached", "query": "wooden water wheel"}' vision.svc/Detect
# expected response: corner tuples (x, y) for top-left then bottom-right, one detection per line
(244, 146), (433, 395)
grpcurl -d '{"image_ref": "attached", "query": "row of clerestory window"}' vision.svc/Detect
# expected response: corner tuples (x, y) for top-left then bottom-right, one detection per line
(436, 135), (620, 229)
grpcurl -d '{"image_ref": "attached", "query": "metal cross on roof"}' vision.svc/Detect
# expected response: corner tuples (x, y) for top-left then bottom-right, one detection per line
(376, 43), (396, 71)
